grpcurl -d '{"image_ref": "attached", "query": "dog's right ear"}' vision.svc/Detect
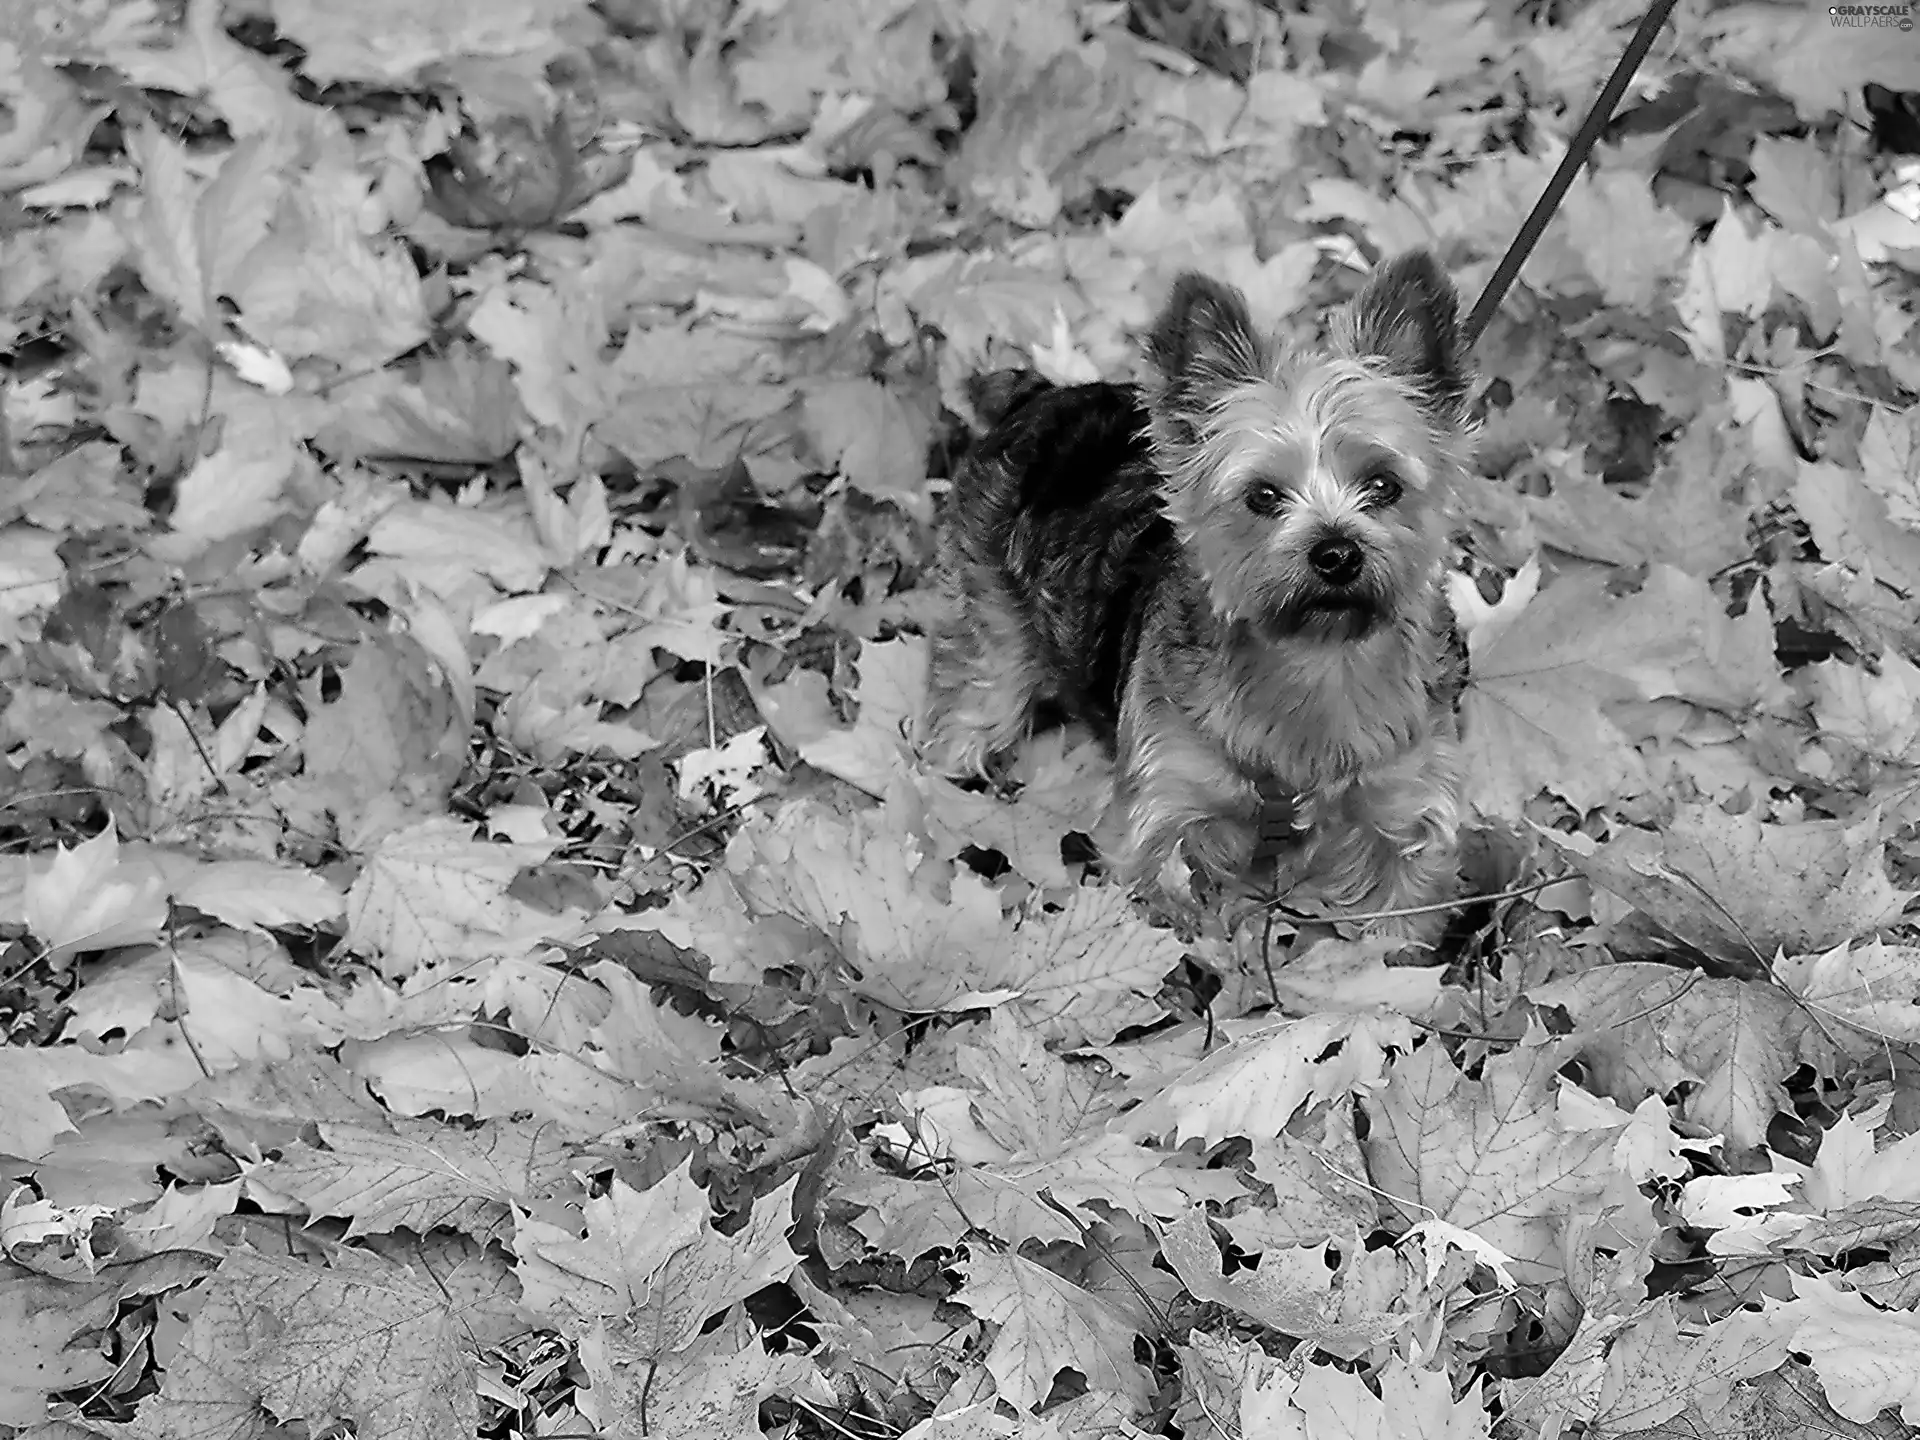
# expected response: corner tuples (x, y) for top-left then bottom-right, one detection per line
(1145, 273), (1264, 400)
(1336, 251), (1467, 422)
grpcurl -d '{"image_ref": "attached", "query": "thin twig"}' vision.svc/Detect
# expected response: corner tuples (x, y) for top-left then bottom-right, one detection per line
(1261, 875), (1565, 924)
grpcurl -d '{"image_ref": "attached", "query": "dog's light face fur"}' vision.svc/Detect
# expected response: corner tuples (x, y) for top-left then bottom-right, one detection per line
(1157, 361), (1454, 645)
(1144, 256), (1470, 652)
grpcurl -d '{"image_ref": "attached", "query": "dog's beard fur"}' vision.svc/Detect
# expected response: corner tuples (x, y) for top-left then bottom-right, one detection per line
(1264, 588), (1386, 643)
(920, 251), (1473, 936)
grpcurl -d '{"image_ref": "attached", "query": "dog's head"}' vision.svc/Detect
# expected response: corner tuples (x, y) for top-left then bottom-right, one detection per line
(1143, 253), (1471, 645)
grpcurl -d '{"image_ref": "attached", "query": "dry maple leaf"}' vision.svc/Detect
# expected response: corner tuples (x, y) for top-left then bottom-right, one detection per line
(727, 799), (1014, 1011)
(1531, 962), (1834, 1150)
(584, 1319), (830, 1439)
(128, 1248), (477, 1440)
(315, 348), (526, 465)
(18, 825), (168, 961)
(1795, 458), (1920, 599)
(345, 817), (563, 977)
(954, 1247), (1150, 1409)
(996, 886), (1186, 1046)
(848, 1009), (1238, 1253)
(1362, 1042), (1614, 1280)
(599, 324), (796, 471)
(1287, 1357), (1492, 1440)
(1452, 560), (1783, 816)
(919, 728), (1112, 890)
(1119, 1011), (1417, 1149)
(1159, 1208), (1404, 1360)
(1505, 1301), (1786, 1438)
(1543, 803), (1910, 966)
(270, 0), (588, 86)
(263, 1116), (574, 1238)
(1775, 940), (1920, 1047)
(1518, 418), (1755, 578)
(801, 376), (934, 517)
(747, 634), (925, 798)
(1809, 647), (1920, 764)
(1782, 1274), (1920, 1424)
(514, 1164), (799, 1358)
(0, 1272), (120, 1426)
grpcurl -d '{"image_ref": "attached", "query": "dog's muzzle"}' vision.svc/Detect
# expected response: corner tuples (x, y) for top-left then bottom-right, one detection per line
(1267, 589), (1385, 642)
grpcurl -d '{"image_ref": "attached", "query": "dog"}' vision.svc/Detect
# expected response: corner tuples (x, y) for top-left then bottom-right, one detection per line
(919, 252), (1471, 937)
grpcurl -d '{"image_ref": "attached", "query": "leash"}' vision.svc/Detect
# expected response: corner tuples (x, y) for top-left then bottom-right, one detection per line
(1461, 0), (1682, 348)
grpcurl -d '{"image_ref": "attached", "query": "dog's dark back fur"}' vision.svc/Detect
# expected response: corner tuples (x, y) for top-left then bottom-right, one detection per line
(950, 376), (1175, 730)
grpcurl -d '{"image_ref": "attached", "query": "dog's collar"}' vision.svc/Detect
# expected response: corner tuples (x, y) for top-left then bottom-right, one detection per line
(1252, 773), (1307, 862)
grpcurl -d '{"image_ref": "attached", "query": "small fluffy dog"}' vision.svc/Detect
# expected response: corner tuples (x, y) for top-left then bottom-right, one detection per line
(919, 252), (1470, 933)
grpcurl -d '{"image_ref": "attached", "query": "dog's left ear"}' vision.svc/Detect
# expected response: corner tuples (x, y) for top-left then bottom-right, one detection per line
(1337, 251), (1467, 420)
(1146, 272), (1264, 397)
(1144, 274), (1265, 462)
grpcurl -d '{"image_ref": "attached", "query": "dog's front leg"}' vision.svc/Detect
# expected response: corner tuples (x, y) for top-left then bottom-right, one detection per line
(1103, 699), (1259, 917)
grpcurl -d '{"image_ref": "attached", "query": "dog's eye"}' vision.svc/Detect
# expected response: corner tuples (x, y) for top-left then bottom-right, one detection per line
(1243, 482), (1287, 516)
(1359, 471), (1403, 508)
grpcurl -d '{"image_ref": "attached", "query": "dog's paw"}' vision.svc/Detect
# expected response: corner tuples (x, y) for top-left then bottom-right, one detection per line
(1179, 816), (1255, 888)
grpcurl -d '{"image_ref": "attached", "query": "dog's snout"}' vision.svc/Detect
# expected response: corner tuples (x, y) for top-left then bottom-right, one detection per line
(1308, 536), (1363, 585)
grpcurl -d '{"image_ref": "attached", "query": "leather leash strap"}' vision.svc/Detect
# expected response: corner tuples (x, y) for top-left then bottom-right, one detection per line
(1461, 0), (1682, 349)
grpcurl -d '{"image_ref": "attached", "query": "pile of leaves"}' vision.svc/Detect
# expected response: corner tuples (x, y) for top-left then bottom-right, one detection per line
(3, 0), (1920, 1435)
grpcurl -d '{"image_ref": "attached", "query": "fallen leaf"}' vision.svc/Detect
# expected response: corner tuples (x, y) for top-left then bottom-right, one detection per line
(126, 1247), (477, 1440)
(954, 1247), (1150, 1409)
(1543, 805), (1909, 966)
(515, 1163), (798, 1356)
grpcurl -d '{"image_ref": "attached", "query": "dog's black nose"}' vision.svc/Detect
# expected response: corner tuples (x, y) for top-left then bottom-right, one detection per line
(1308, 536), (1363, 585)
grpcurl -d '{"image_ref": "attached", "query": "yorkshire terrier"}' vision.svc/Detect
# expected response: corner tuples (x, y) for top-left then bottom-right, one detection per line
(918, 252), (1471, 937)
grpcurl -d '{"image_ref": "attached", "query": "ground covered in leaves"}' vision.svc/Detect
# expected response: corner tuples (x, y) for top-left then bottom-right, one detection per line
(3, 0), (1920, 1436)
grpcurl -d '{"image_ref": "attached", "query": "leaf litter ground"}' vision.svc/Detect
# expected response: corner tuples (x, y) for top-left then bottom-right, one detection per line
(3, 0), (1920, 1437)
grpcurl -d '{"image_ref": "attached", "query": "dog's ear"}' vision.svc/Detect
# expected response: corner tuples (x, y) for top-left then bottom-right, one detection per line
(1337, 251), (1467, 420)
(1146, 272), (1264, 397)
